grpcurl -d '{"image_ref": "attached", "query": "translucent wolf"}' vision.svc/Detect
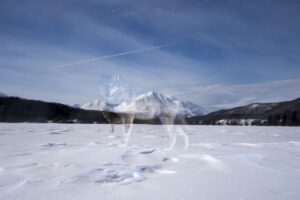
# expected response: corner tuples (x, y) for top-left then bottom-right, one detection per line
(99, 74), (189, 150)
(103, 108), (189, 150)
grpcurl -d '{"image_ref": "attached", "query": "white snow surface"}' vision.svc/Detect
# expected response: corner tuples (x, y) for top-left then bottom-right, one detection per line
(0, 123), (300, 200)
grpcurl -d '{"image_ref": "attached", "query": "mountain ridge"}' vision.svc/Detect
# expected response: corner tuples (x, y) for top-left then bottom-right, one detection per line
(187, 98), (300, 126)
(82, 91), (205, 118)
(1, 95), (299, 126)
(0, 92), (7, 97)
(81, 99), (115, 112)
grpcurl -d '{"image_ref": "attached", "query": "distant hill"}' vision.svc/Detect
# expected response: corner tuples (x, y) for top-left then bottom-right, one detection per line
(0, 92), (7, 97)
(1, 96), (299, 126)
(0, 96), (162, 124)
(0, 96), (108, 123)
(72, 104), (81, 108)
(187, 98), (300, 126)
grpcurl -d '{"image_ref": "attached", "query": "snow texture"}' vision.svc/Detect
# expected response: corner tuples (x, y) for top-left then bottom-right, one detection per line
(0, 123), (300, 200)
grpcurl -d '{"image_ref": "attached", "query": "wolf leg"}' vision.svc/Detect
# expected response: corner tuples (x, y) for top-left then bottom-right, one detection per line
(167, 130), (177, 150)
(121, 113), (135, 146)
(177, 127), (189, 150)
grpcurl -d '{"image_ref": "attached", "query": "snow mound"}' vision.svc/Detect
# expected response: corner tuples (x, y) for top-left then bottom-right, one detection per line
(72, 165), (147, 184)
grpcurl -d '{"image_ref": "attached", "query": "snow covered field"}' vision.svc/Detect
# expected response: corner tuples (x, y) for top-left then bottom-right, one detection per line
(0, 123), (300, 200)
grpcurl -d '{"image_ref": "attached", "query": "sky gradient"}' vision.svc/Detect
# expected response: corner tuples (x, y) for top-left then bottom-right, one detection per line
(1, 0), (300, 111)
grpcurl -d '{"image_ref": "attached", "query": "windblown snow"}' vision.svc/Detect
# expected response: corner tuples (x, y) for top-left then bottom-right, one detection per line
(0, 123), (299, 200)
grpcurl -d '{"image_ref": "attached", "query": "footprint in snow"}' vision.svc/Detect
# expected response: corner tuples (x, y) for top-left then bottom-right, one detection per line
(70, 163), (161, 185)
(41, 143), (67, 149)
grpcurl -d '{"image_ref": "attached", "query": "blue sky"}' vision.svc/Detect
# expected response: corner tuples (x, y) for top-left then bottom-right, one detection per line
(1, 0), (300, 111)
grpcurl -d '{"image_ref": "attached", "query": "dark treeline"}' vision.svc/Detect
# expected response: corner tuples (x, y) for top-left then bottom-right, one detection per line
(0, 97), (167, 125)
(0, 97), (108, 123)
(187, 98), (300, 126)
(1, 96), (300, 126)
(267, 111), (299, 126)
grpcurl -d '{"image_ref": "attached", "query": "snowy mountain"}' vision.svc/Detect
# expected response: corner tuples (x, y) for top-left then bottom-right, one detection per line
(180, 100), (206, 116)
(115, 91), (205, 119)
(81, 99), (115, 112)
(0, 92), (7, 97)
(81, 91), (205, 119)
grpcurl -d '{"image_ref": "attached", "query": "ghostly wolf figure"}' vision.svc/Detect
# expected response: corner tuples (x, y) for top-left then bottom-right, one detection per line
(98, 74), (189, 149)
(158, 112), (189, 150)
(102, 110), (189, 150)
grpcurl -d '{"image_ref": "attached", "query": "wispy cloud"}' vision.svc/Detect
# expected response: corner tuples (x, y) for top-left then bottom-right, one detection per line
(1, 0), (300, 108)
(54, 43), (174, 69)
(166, 79), (300, 112)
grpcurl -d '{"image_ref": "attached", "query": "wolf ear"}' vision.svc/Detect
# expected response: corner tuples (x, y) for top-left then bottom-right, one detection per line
(112, 74), (120, 81)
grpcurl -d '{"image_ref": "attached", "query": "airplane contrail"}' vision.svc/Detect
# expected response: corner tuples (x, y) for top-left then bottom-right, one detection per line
(54, 43), (173, 69)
